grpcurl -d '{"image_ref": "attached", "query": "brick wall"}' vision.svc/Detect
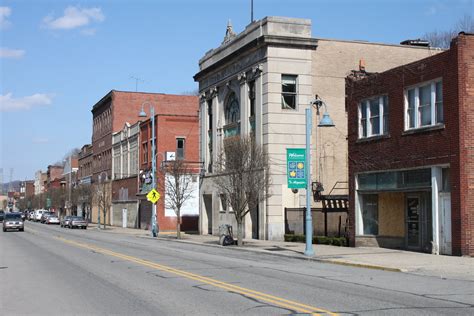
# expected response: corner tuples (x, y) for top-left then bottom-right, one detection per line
(346, 34), (474, 256)
(139, 105), (199, 232)
(457, 34), (474, 256)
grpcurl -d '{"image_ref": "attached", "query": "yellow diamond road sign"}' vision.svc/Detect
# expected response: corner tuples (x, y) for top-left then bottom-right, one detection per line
(147, 189), (160, 204)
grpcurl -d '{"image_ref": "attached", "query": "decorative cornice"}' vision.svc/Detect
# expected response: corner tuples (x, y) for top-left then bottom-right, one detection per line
(237, 72), (247, 84)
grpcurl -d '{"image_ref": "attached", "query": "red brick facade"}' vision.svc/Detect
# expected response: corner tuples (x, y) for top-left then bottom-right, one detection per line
(78, 144), (93, 183)
(346, 33), (474, 256)
(139, 98), (199, 232)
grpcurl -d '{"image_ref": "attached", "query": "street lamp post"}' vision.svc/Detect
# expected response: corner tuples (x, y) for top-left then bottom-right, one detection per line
(139, 102), (158, 237)
(304, 96), (335, 256)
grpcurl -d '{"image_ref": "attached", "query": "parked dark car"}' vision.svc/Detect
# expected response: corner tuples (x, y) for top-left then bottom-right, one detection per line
(60, 216), (72, 228)
(0, 210), (4, 222)
(3, 212), (24, 232)
(69, 216), (88, 229)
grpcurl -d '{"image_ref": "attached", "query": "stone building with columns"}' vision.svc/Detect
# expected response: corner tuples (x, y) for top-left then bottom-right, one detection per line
(194, 16), (440, 241)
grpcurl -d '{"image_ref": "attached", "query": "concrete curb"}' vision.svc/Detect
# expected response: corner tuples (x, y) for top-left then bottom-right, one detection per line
(137, 235), (404, 273)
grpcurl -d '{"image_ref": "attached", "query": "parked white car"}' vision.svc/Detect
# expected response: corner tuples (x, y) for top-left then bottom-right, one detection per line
(34, 209), (45, 222)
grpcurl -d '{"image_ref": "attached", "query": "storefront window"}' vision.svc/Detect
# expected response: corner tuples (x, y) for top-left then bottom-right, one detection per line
(358, 169), (431, 191)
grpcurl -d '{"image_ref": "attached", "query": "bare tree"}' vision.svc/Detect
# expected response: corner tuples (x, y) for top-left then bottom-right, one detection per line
(96, 181), (111, 229)
(423, 14), (473, 48)
(213, 135), (270, 246)
(161, 160), (196, 239)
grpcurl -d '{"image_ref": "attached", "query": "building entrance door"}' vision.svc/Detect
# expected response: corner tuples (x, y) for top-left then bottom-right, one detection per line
(440, 193), (452, 255)
(203, 194), (212, 235)
(122, 208), (127, 228)
(406, 195), (422, 250)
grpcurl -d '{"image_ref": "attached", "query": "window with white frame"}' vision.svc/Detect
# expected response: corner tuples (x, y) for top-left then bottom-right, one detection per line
(359, 95), (388, 138)
(281, 75), (297, 110)
(406, 80), (443, 129)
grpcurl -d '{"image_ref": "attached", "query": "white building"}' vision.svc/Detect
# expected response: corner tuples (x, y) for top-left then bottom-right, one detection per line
(195, 16), (439, 241)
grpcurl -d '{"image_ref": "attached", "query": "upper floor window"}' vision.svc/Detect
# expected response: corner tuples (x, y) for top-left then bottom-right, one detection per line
(406, 80), (443, 130)
(142, 142), (148, 164)
(281, 75), (297, 110)
(224, 92), (240, 137)
(359, 95), (388, 138)
(176, 138), (185, 160)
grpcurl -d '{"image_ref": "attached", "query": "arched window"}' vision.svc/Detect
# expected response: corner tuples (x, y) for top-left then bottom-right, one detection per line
(224, 92), (240, 137)
(225, 92), (240, 124)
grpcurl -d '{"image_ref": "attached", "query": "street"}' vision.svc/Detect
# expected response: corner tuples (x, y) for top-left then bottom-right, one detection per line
(1, 222), (473, 315)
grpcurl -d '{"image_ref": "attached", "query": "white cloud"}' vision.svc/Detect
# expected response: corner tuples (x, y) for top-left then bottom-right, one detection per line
(0, 93), (54, 112)
(0, 6), (12, 29)
(0, 48), (25, 59)
(42, 6), (104, 30)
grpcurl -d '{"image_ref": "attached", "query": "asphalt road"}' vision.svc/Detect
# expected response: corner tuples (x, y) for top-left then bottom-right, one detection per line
(1, 221), (473, 315)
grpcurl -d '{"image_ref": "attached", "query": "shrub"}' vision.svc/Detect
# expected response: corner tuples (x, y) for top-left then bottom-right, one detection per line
(284, 234), (347, 246)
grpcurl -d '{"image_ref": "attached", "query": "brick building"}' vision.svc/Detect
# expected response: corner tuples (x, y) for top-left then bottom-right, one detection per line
(90, 90), (198, 227)
(346, 33), (474, 256)
(78, 144), (93, 185)
(110, 122), (140, 228)
(138, 97), (199, 232)
(46, 165), (64, 191)
(77, 144), (93, 220)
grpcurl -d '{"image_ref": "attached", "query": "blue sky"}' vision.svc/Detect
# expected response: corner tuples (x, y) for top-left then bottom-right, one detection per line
(1, 0), (473, 181)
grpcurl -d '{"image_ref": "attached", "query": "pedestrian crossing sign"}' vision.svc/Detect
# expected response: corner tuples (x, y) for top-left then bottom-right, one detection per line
(147, 189), (160, 204)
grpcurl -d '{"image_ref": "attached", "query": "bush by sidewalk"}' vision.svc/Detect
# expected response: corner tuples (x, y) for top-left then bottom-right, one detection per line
(284, 234), (348, 246)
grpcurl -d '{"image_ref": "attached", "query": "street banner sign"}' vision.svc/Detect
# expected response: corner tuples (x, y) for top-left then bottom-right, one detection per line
(287, 148), (306, 189)
(147, 189), (161, 204)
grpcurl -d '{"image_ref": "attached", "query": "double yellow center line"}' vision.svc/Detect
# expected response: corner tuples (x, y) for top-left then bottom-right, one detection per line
(55, 235), (337, 315)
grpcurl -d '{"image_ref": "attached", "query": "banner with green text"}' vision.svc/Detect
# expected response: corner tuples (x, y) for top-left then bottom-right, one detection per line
(287, 148), (306, 189)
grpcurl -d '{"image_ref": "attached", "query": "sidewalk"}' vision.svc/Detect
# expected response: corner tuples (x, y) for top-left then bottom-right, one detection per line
(93, 225), (474, 281)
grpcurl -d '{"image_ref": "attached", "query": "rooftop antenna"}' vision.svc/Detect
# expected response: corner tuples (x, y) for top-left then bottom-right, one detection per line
(130, 75), (145, 92)
(251, 0), (254, 23)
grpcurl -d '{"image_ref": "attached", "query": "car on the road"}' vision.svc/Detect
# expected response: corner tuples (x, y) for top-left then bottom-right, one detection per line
(69, 216), (88, 229)
(60, 216), (72, 228)
(40, 212), (54, 223)
(45, 214), (60, 225)
(3, 212), (24, 232)
(0, 210), (4, 222)
(34, 209), (45, 222)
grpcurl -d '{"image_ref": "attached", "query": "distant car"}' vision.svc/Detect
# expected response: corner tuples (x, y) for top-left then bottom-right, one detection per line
(0, 210), (4, 222)
(28, 211), (35, 221)
(69, 216), (88, 229)
(3, 212), (24, 232)
(40, 212), (54, 223)
(60, 216), (72, 228)
(45, 214), (60, 225)
(34, 209), (45, 222)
